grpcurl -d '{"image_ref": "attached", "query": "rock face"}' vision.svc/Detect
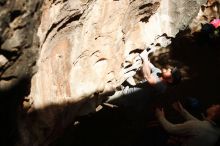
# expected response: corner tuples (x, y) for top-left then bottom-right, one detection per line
(20, 0), (207, 145)
(190, 0), (220, 32)
(32, 0), (206, 110)
(0, 0), (43, 145)
(0, 0), (42, 90)
(0, 0), (211, 145)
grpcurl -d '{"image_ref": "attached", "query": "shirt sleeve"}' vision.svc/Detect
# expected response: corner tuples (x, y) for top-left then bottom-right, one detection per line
(158, 116), (195, 136)
(148, 62), (159, 73)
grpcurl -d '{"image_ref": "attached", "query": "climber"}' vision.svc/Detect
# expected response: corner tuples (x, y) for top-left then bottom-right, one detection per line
(210, 18), (220, 28)
(139, 49), (181, 93)
(197, 18), (220, 44)
(106, 48), (182, 103)
(210, 18), (220, 39)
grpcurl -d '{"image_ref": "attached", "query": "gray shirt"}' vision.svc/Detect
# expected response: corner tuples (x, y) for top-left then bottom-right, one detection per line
(158, 109), (220, 146)
(107, 61), (166, 103)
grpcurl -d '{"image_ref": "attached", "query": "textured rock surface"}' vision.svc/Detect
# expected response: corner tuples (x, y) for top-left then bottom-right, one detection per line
(190, 0), (220, 32)
(17, 0), (207, 145)
(0, 0), (42, 90)
(2, 0), (217, 145)
(0, 0), (43, 145)
(31, 0), (206, 110)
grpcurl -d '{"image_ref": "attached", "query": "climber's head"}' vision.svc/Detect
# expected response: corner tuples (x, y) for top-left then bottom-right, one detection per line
(201, 23), (215, 34)
(161, 67), (182, 85)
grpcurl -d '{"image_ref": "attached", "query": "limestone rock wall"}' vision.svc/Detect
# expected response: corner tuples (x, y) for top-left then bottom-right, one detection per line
(0, 0), (42, 90)
(18, 0), (206, 145)
(30, 0), (206, 112)
(0, 0), (43, 145)
(0, 0), (210, 145)
(190, 0), (220, 32)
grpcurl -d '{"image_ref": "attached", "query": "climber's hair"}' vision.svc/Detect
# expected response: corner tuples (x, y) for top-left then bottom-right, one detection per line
(170, 67), (182, 85)
(201, 23), (215, 34)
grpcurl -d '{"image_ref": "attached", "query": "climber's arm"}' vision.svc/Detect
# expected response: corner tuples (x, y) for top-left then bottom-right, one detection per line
(140, 50), (158, 85)
(139, 49), (167, 93)
(142, 59), (158, 85)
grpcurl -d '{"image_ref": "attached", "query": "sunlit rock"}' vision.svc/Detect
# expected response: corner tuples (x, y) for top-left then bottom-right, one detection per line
(18, 0), (207, 145)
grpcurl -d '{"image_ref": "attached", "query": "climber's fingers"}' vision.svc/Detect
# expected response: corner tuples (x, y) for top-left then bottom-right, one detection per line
(123, 59), (142, 73)
(123, 70), (136, 81)
(139, 48), (153, 60)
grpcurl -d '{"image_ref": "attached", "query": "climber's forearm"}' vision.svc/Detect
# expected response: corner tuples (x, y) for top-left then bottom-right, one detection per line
(142, 59), (151, 79)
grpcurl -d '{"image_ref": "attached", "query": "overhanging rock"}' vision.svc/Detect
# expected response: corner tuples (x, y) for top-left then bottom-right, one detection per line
(18, 0), (207, 145)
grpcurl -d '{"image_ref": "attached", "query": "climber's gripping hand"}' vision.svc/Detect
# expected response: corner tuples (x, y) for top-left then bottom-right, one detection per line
(122, 48), (152, 81)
